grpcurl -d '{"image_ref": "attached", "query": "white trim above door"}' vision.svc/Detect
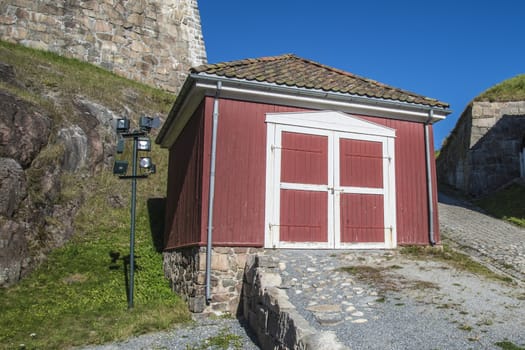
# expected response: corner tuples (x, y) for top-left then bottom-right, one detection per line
(264, 110), (397, 249)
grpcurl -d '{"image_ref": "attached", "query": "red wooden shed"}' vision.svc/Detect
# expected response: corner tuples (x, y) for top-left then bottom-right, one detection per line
(156, 54), (450, 313)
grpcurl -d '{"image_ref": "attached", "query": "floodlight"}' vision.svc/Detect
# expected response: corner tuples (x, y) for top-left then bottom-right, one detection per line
(139, 116), (161, 132)
(116, 118), (130, 133)
(116, 138), (125, 154)
(139, 157), (152, 169)
(137, 137), (151, 151)
(113, 160), (128, 174)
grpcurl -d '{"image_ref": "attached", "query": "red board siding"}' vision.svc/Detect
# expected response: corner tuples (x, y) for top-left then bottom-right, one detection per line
(164, 103), (204, 250)
(280, 189), (328, 242)
(166, 95), (439, 247)
(360, 116), (435, 244)
(340, 139), (383, 188)
(341, 193), (384, 243)
(200, 98), (305, 246)
(281, 132), (328, 185)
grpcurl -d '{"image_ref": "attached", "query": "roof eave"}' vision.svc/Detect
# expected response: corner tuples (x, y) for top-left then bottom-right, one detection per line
(156, 73), (452, 149)
(193, 73), (451, 121)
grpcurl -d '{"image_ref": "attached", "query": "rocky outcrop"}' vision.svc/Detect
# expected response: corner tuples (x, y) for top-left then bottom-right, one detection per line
(0, 62), (135, 287)
(437, 101), (525, 196)
(0, 0), (207, 93)
(0, 90), (51, 168)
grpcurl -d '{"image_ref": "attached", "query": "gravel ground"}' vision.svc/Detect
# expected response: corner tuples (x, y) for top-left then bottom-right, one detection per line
(276, 249), (525, 350)
(79, 315), (260, 350)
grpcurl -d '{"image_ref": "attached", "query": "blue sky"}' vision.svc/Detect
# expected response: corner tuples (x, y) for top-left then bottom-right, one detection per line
(198, 0), (524, 149)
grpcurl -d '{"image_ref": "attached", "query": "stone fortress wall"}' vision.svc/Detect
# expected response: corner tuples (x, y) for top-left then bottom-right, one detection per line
(437, 101), (525, 196)
(0, 0), (207, 93)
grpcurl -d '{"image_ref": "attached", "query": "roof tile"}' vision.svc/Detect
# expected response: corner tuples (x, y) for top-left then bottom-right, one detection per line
(192, 54), (449, 108)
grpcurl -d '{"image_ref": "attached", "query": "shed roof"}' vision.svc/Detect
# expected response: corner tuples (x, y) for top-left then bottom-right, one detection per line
(192, 54), (449, 109)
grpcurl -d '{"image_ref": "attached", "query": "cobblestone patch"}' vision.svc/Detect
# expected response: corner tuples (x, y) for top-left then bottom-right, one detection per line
(269, 248), (525, 349)
(438, 193), (525, 282)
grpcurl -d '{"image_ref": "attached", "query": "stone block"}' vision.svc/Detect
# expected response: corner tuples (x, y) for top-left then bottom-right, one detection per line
(211, 252), (230, 272)
(188, 295), (205, 313)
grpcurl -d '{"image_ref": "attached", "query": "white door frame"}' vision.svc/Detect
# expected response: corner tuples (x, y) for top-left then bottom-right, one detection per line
(264, 110), (397, 249)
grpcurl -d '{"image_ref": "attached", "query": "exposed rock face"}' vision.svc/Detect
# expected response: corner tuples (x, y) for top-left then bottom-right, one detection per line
(0, 63), (128, 287)
(0, 158), (26, 217)
(437, 101), (525, 196)
(0, 0), (207, 93)
(0, 90), (51, 168)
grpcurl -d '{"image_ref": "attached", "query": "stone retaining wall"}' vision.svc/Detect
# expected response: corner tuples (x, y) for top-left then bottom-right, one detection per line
(163, 246), (262, 314)
(242, 254), (348, 350)
(0, 0), (207, 93)
(437, 101), (525, 196)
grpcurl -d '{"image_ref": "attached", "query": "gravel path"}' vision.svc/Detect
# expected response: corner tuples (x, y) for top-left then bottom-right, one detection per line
(438, 192), (525, 282)
(273, 249), (525, 350)
(79, 316), (260, 350)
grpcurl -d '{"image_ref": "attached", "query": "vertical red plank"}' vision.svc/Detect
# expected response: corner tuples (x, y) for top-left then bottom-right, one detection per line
(208, 99), (307, 246)
(280, 190), (328, 242)
(165, 102), (204, 249)
(281, 132), (328, 184)
(340, 139), (383, 188)
(340, 193), (384, 243)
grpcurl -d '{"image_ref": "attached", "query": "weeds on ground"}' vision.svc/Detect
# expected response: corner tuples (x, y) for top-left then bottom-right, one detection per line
(185, 327), (242, 350)
(495, 341), (525, 350)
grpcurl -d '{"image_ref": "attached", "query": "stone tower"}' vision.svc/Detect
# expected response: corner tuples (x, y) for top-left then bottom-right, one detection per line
(0, 0), (207, 93)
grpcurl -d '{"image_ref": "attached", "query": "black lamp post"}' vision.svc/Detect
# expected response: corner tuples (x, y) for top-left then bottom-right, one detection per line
(113, 116), (158, 309)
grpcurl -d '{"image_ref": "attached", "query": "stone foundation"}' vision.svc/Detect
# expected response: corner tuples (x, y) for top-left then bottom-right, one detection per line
(163, 246), (262, 314)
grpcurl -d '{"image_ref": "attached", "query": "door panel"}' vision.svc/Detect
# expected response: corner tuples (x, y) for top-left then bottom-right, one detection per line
(340, 139), (383, 188)
(340, 193), (384, 243)
(280, 189), (328, 242)
(281, 132), (328, 185)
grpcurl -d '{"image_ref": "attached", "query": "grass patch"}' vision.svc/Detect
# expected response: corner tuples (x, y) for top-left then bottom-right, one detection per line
(458, 323), (473, 332)
(475, 74), (525, 102)
(400, 245), (513, 282)
(186, 327), (242, 350)
(475, 184), (525, 227)
(338, 265), (438, 293)
(0, 161), (190, 349)
(495, 341), (525, 350)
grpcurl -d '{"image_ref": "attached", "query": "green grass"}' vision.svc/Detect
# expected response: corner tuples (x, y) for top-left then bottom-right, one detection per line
(495, 341), (525, 350)
(0, 160), (190, 349)
(475, 74), (525, 102)
(0, 40), (175, 123)
(0, 41), (190, 349)
(185, 327), (243, 350)
(475, 184), (525, 227)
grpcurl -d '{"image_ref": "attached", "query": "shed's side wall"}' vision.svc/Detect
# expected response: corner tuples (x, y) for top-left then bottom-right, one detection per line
(200, 98), (304, 246)
(164, 103), (205, 250)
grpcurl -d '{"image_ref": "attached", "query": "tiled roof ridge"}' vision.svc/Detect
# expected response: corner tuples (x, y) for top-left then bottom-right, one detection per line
(191, 53), (294, 72)
(191, 53), (447, 107)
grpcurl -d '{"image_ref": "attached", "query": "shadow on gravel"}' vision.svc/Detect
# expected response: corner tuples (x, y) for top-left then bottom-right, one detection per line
(438, 191), (488, 215)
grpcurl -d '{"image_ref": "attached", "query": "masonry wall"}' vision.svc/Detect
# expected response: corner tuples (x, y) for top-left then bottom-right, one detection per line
(163, 246), (262, 314)
(437, 101), (525, 196)
(0, 0), (207, 92)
